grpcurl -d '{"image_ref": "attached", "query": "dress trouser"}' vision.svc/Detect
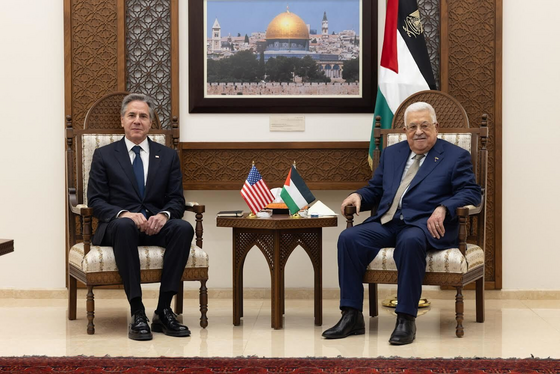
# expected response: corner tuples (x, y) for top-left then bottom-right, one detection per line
(337, 214), (429, 317)
(101, 217), (194, 301)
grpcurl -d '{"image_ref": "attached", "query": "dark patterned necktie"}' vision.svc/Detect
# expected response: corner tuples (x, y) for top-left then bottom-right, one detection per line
(132, 145), (145, 197)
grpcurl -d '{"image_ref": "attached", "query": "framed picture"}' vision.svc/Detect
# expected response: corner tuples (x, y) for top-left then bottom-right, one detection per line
(188, 0), (377, 113)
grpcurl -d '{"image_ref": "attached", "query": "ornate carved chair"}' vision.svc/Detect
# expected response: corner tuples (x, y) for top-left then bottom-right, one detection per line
(344, 90), (488, 337)
(65, 92), (209, 334)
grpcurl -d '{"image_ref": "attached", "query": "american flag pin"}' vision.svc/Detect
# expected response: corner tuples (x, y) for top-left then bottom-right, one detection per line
(155, 155), (160, 159)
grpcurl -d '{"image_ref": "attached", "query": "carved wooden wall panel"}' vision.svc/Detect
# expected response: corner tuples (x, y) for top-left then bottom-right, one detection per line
(67, 0), (121, 130)
(126, 0), (173, 128)
(181, 143), (371, 190)
(65, 0), (176, 129)
(418, 0), (441, 89)
(442, 0), (502, 289)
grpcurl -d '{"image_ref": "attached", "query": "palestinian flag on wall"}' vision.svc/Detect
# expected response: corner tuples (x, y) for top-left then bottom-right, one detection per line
(368, 0), (436, 167)
(280, 166), (315, 215)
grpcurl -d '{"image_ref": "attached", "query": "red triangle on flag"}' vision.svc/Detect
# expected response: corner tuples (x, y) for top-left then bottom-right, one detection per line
(284, 167), (292, 186)
(380, 0), (399, 74)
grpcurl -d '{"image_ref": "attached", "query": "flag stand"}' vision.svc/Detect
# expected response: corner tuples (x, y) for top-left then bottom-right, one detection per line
(247, 213), (257, 219)
(290, 212), (302, 219)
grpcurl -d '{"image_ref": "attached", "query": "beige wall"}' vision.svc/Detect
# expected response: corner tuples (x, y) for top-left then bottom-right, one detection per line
(502, 0), (560, 289)
(0, 2), (65, 289)
(0, 1), (556, 292)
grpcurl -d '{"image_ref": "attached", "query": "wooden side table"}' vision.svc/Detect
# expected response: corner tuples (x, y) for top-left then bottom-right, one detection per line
(0, 239), (14, 256)
(217, 214), (337, 329)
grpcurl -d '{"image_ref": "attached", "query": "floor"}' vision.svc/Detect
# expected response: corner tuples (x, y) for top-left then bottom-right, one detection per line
(1, 294), (559, 358)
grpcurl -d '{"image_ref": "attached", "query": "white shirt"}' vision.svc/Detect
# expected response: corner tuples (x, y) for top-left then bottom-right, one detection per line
(124, 137), (149, 185)
(399, 151), (427, 208)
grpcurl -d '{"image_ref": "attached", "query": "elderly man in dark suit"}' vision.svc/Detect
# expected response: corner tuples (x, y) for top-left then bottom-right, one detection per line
(88, 93), (193, 341)
(322, 102), (481, 345)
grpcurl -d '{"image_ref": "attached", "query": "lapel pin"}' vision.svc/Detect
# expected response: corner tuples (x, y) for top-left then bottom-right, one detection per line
(155, 155), (160, 159)
(434, 157), (439, 162)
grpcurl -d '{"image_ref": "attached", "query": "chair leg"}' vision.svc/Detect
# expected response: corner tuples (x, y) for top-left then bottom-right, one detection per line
(68, 276), (77, 320)
(369, 283), (378, 317)
(455, 286), (464, 338)
(175, 281), (184, 315)
(199, 279), (208, 328)
(475, 277), (485, 323)
(86, 286), (95, 335)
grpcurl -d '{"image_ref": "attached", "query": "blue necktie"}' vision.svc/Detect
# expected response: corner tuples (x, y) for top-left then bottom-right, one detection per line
(132, 145), (145, 198)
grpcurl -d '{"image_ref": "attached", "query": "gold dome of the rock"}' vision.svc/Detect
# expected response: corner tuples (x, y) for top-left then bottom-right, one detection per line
(265, 11), (309, 40)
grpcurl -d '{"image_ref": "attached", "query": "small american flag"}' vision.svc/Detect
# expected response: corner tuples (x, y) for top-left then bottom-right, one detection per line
(240, 165), (274, 215)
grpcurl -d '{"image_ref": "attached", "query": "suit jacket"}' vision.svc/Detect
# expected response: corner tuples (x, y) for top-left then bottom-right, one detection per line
(356, 138), (481, 250)
(87, 137), (185, 245)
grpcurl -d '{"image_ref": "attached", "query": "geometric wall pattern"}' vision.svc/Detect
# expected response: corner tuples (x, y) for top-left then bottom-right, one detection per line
(418, 0), (441, 89)
(126, 0), (172, 129)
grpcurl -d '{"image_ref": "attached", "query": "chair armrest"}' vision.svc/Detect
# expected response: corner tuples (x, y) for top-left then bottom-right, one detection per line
(344, 205), (357, 229)
(68, 188), (93, 216)
(68, 188), (94, 255)
(185, 203), (205, 248)
(185, 204), (205, 214)
(344, 205), (357, 216)
(456, 187), (485, 217)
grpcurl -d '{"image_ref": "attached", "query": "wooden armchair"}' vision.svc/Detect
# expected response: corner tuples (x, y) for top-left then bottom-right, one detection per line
(65, 92), (209, 334)
(345, 90), (488, 337)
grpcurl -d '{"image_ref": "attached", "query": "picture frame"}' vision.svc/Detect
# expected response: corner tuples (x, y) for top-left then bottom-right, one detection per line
(188, 0), (377, 113)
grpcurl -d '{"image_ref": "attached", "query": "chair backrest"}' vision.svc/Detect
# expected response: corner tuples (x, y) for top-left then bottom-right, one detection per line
(83, 92), (162, 130)
(391, 90), (469, 129)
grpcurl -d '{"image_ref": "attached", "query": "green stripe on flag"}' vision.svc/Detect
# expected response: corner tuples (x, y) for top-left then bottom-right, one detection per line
(368, 87), (395, 168)
(280, 189), (300, 215)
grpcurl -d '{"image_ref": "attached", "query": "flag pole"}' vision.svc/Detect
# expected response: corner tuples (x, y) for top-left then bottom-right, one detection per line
(247, 160), (257, 218)
(290, 161), (302, 219)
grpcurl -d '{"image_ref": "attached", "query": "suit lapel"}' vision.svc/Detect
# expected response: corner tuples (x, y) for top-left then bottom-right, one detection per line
(408, 139), (445, 191)
(145, 138), (161, 198)
(115, 138), (143, 199)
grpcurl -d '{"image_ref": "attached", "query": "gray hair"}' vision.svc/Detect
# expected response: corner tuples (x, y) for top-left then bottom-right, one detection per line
(120, 93), (155, 120)
(404, 102), (437, 125)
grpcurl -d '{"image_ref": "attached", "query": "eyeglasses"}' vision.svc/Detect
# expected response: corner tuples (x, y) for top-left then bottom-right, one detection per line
(405, 121), (435, 132)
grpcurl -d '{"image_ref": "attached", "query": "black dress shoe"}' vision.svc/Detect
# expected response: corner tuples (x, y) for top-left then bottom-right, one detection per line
(389, 314), (416, 345)
(152, 308), (191, 337)
(129, 312), (153, 341)
(322, 308), (365, 339)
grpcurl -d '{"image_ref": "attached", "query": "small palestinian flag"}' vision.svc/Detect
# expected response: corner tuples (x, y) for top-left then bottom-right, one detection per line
(280, 166), (315, 215)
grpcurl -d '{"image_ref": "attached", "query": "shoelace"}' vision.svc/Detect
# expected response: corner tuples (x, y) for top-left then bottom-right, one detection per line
(162, 310), (182, 327)
(135, 314), (149, 323)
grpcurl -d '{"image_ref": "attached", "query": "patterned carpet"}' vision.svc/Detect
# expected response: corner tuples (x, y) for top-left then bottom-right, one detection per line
(1, 356), (560, 373)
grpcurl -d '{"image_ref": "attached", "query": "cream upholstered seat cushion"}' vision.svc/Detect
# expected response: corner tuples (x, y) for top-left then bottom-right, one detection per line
(367, 243), (484, 274)
(69, 242), (208, 273)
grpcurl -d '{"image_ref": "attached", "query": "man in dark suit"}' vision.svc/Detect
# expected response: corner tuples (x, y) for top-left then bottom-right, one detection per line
(88, 93), (194, 341)
(322, 102), (481, 345)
